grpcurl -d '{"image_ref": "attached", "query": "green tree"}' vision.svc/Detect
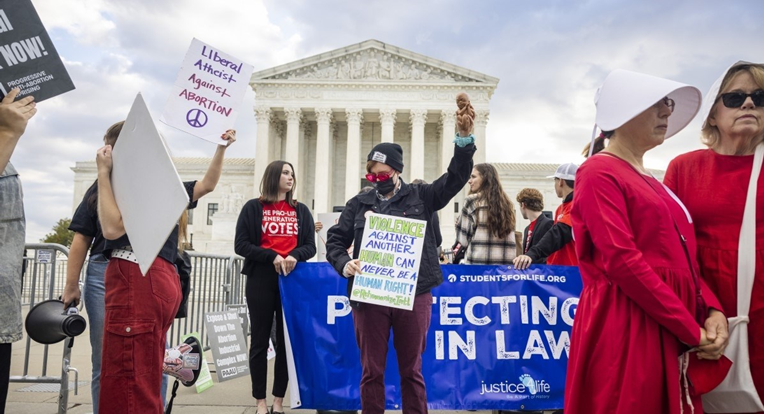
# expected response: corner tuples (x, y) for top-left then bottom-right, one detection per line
(41, 218), (74, 247)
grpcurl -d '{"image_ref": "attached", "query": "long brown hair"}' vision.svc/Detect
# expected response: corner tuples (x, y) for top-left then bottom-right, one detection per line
(178, 210), (189, 252)
(581, 130), (614, 158)
(87, 121), (125, 211)
(472, 163), (515, 239)
(259, 160), (297, 206)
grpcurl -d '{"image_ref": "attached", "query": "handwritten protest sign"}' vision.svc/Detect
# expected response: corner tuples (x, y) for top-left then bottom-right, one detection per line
(350, 213), (426, 310)
(0, 0), (75, 101)
(204, 311), (250, 382)
(161, 38), (253, 144)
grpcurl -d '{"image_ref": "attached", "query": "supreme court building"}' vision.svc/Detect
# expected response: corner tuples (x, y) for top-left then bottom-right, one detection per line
(71, 40), (664, 255)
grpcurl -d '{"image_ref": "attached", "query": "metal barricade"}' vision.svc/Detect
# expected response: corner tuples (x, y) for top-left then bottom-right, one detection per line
(13, 243), (82, 414)
(13, 245), (245, 412)
(167, 252), (245, 350)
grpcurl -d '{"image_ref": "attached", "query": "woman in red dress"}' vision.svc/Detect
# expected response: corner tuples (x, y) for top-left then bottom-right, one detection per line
(665, 62), (764, 412)
(564, 69), (728, 414)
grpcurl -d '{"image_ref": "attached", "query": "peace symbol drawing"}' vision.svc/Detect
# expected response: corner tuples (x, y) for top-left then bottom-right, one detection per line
(186, 109), (208, 128)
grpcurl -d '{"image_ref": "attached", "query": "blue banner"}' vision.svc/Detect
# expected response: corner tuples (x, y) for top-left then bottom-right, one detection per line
(280, 263), (582, 411)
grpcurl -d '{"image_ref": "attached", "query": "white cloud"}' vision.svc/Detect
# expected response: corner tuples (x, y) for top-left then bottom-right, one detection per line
(15, 0), (302, 242)
(9, 0), (764, 243)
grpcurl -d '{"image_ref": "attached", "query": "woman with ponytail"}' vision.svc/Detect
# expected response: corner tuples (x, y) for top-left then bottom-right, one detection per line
(454, 163), (517, 264)
(565, 69), (727, 414)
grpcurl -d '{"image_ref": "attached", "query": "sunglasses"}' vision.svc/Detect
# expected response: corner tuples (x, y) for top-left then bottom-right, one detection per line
(655, 96), (675, 113)
(365, 170), (394, 183)
(719, 90), (764, 108)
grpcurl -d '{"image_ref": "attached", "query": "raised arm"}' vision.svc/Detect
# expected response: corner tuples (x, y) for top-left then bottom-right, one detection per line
(96, 145), (126, 240)
(0, 88), (37, 172)
(193, 129), (236, 201)
(419, 93), (476, 210)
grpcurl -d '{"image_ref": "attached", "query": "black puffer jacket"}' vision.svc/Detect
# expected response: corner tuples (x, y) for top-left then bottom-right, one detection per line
(326, 143), (475, 302)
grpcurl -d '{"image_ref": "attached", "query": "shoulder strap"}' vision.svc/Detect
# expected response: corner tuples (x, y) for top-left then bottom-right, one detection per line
(632, 168), (707, 323)
(737, 143), (763, 317)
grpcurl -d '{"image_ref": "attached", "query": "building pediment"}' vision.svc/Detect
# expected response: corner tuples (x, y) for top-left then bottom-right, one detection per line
(251, 39), (498, 85)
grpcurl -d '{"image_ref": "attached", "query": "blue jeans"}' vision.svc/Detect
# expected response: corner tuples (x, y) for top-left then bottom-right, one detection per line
(84, 254), (168, 413)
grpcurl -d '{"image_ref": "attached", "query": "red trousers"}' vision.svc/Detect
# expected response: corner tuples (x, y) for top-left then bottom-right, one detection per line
(352, 292), (432, 414)
(99, 258), (180, 414)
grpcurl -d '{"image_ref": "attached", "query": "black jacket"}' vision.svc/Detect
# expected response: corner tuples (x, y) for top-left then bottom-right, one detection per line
(326, 143), (475, 301)
(522, 213), (554, 263)
(526, 192), (574, 263)
(234, 199), (316, 276)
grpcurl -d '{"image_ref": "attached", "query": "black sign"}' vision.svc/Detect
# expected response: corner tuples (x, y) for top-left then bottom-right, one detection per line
(0, 0), (74, 102)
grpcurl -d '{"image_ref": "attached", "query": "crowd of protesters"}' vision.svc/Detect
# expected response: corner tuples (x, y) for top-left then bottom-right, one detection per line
(0, 58), (762, 414)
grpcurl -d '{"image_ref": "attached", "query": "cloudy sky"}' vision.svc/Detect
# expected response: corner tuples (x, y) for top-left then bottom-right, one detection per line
(11, 0), (765, 242)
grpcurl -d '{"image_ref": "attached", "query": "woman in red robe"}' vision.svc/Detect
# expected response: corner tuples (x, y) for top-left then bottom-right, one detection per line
(564, 69), (728, 414)
(665, 62), (764, 413)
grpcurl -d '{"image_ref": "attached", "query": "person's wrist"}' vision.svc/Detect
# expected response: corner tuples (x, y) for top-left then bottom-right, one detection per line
(0, 129), (21, 143)
(453, 133), (475, 147)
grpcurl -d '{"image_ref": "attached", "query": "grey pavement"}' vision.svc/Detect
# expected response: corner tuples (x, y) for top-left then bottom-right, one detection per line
(6, 309), (497, 414)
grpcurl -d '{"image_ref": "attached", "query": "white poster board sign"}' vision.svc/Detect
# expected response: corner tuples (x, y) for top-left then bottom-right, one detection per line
(111, 93), (189, 275)
(350, 213), (426, 310)
(316, 212), (341, 262)
(160, 38), (253, 144)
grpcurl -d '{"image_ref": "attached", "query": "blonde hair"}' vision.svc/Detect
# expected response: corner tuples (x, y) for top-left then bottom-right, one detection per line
(702, 64), (764, 154)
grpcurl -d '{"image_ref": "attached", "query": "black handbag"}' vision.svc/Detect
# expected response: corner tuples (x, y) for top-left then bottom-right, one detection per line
(174, 250), (192, 319)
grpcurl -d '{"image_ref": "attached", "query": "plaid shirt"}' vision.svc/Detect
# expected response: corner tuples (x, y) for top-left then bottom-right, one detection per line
(455, 194), (517, 265)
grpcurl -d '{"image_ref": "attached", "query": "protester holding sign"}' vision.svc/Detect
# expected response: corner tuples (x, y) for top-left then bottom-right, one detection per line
(326, 92), (475, 414)
(664, 61), (764, 411)
(63, 123), (235, 412)
(95, 129), (235, 414)
(0, 87), (36, 414)
(234, 160), (316, 414)
(565, 70), (728, 414)
(455, 163), (517, 264)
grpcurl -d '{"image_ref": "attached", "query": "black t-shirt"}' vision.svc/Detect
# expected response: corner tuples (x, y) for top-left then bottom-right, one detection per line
(103, 181), (198, 264)
(69, 181), (106, 257)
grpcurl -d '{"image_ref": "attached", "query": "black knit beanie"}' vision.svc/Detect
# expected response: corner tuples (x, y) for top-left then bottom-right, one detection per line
(367, 142), (404, 173)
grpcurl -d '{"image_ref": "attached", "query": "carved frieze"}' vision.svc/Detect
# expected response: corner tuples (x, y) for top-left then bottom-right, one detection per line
(254, 87), (492, 104)
(263, 49), (480, 83)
